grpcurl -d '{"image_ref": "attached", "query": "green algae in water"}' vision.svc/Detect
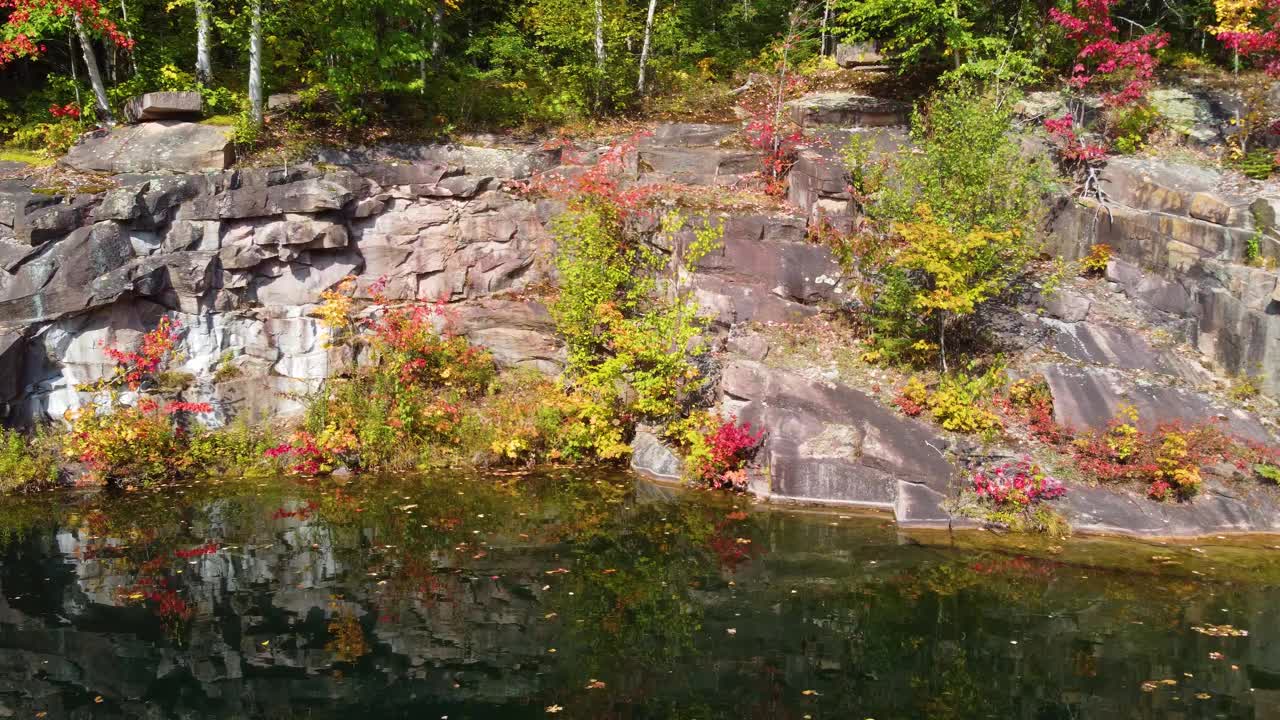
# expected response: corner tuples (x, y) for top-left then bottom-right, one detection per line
(2, 472), (1280, 719)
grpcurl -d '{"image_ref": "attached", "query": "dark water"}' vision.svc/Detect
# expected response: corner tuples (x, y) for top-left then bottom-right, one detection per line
(2, 472), (1280, 719)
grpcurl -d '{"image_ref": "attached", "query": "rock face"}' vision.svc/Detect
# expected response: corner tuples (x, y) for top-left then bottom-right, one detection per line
(63, 122), (234, 174)
(123, 91), (203, 123)
(1051, 156), (1280, 398)
(0, 157), (557, 425)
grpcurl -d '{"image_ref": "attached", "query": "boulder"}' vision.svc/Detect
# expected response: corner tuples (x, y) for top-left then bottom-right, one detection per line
(834, 42), (884, 67)
(63, 122), (233, 174)
(1043, 318), (1212, 383)
(1042, 287), (1092, 322)
(636, 147), (758, 184)
(630, 428), (684, 482)
(123, 91), (203, 123)
(1149, 88), (1219, 145)
(451, 299), (565, 374)
(1099, 157), (1222, 217)
(720, 360), (956, 525)
(267, 93), (302, 111)
(787, 92), (909, 128)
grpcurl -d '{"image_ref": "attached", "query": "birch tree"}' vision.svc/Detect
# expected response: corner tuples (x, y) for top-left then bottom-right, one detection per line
(248, 0), (263, 126)
(73, 13), (115, 124)
(196, 0), (213, 84)
(637, 0), (657, 93)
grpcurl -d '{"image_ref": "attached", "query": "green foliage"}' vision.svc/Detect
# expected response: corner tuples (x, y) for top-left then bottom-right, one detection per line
(835, 0), (1052, 78)
(1107, 104), (1162, 155)
(1257, 464), (1280, 483)
(551, 202), (714, 423)
(1245, 228), (1263, 266)
(1238, 147), (1276, 180)
(187, 418), (281, 477)
(0, 428), (61, 493)
(860, 82), (1051, 235)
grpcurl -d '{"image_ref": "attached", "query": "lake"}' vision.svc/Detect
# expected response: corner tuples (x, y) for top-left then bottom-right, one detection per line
(1, 471), (1278, 719)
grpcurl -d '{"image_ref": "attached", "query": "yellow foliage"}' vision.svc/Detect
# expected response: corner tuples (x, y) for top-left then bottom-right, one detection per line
(1208, 0), (1263, 35)
(893, 205), (1021, 319)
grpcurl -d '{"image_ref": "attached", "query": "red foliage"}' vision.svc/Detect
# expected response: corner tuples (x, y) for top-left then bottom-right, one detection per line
(1050, 0), (1168, 107)
(0, 0), (134, 68)
(970, 458), (1066, 510)
(48, 102), (80, 118)
(892, 392), (925, 417)
(511, 133), (665, 217)
(102, 317), (180, 390)
(1044, 114), (1110, 164)
(695, 418), (765, 490)
(271, 501), (319, 521)
(174, 542), (219, 559)
(741, 80), (805, 197)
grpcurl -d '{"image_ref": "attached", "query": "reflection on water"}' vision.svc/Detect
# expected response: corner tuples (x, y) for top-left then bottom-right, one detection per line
(2, 471), (1280, 718)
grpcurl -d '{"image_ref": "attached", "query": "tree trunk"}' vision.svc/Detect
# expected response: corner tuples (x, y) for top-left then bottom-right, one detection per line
(196, 0), (213, 84)
(74, 14), (115, 126)
(593, 0), (606, 70)
(952, 0), (962, 70)
(431, 0), (445, 58)
(637, 0), (657, 93)
(249, 0), (264, 126)
(820, 0), (830, 56)
(119, 0), (137, 75)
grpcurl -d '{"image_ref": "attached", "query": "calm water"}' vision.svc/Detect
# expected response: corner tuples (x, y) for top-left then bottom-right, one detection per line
(1, 472), (1280, 719)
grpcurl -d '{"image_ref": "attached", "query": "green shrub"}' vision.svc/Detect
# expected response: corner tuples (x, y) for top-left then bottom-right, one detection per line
(1107, 104), (1162, 155)
(1238, 148), (1276, 180)
(854, 81), (1052, 236)
(187, 418), (282, 477)
(0, 428), (61, 493)
(551, 202), (714, 423)
(843, 83), (1051, 367)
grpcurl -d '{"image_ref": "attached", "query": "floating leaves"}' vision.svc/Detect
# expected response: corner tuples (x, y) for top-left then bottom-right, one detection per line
(1192, 624), (1249, 637)
(585, 679), (606, 690)
(545, 705), (563, 714)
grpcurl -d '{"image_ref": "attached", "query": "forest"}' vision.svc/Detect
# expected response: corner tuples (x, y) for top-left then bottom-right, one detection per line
(0, 0), (1262, 154)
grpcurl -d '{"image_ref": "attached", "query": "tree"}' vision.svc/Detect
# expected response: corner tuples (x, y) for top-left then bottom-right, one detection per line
(1209, 0), (1280, 75)
(196, 0), (212, 83)
(0, 0), (133, 123)
(1050, 0), (1168, 106)
(891, 206), (1024, 371)
(248, 0), (262, 126)
(637, 0), (657, 93)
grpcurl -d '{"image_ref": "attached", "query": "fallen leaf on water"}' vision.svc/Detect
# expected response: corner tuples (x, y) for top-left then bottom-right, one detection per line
(1209, 652), (1224, 660)
(585, 680), (606, 689)
(726, 628), (737, 636)
(1141, 682), (1158, 692)
(546, 568), (570, 575)
(601, 569), (617, 574)
(544, 613), (558, 619)
(545, 705), (563, 714)
(1196, 693), (1212, 700)
(94, 696), (103, 704)
(801, 689), (820, 696)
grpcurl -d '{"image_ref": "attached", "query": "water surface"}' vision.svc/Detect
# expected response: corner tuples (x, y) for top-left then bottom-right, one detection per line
(2, 472), (1279, 718)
